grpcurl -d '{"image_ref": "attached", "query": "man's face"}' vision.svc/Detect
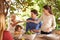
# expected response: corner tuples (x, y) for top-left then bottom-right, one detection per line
(31, 12), (36, 18)
(11, 14), (16, 20)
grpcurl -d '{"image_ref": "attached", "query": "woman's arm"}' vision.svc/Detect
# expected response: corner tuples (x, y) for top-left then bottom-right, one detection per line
(51, 16), (56, 30)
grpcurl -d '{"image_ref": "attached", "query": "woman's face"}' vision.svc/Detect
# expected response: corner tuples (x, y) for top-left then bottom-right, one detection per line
(43, 9), (49, 15)
(31, 12), (36, 18)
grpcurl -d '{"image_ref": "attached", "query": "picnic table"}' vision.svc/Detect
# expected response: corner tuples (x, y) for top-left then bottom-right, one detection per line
(14, 30), (60, 40)
(34, 34), (60, 40)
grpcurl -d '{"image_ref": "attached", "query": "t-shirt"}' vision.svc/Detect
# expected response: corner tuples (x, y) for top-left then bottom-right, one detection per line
(26, 18), (42, 32)
(3, 31), (14, 40)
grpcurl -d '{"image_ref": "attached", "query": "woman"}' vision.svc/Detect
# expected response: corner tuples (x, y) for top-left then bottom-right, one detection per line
(27, 5), (56, 34)
(0, 13), (14, 40)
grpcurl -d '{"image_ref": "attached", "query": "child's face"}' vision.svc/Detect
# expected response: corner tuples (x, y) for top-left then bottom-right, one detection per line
(31, 12), (37, 18)
(17, 27), (21, 32)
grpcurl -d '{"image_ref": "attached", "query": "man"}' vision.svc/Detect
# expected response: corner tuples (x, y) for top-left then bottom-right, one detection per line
(7, 14), (20, 34)
(26, 9), (42, 33)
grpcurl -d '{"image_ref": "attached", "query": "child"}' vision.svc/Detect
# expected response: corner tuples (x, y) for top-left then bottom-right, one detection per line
(14, 25), (23, 39)
(26, 9), (42, 33)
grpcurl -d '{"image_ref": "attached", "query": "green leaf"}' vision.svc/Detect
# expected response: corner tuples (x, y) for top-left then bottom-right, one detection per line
(15, 0), (20, 3)
(10, 6), (16, 11)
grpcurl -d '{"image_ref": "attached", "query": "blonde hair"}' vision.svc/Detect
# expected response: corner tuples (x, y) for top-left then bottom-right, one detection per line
(0, 13), (6, 40)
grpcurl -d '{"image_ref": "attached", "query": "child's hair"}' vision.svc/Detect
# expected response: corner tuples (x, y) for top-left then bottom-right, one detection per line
(15, 25), (22, 31)
(31, 9), (38, 16)
(43, 5), (52, 14)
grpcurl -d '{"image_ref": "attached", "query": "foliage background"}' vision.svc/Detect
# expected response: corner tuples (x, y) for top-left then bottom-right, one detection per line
(6, 0), (60, 30)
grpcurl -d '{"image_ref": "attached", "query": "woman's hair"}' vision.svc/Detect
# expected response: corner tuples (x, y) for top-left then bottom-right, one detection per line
(43, 5), (52, 14)
(0, 13), (6, 40)
(31, 9), (38, 16)
(15, 25), (22, 31)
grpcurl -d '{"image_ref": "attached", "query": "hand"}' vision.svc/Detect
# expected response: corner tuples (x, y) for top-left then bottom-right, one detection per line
(46, 28), (50, 32)
(18, 21), (25, 23)
(18, 21), (23, 23)
(27, 20), (33, 22)
(17, 21), (21, 23)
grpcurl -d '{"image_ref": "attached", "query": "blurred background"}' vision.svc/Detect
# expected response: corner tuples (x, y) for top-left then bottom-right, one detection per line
(5, 0), (60, 30)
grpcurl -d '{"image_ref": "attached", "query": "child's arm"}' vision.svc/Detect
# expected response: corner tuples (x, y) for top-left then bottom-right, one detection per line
(27, 15), (43, 24)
